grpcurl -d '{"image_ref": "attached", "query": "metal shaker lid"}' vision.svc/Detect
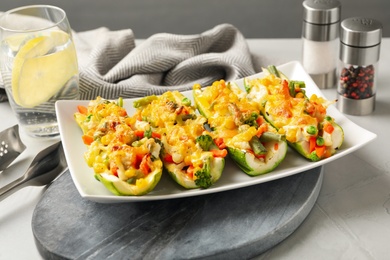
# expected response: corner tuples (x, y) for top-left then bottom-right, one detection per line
(303, 0), (341, 24)
(341, 17), (382, 47)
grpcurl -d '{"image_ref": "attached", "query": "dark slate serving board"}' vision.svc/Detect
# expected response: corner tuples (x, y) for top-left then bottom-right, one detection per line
(32, 167), (322, 260)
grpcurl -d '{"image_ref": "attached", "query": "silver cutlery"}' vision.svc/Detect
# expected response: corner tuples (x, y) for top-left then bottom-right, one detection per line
(0, 141), (68, 201)
(0, 125), (26, 172)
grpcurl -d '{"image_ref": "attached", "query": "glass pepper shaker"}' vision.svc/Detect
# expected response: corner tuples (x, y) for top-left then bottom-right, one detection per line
(337, 17), (382, 115)
(302, 0), (341, 89)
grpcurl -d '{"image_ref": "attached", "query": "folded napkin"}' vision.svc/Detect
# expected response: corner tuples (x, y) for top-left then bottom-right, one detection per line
(74, 23), (256, 100)
(0, 23), (256, 101)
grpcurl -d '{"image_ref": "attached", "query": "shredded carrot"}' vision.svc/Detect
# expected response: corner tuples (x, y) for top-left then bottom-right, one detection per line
(305, 103), (315, 116)
(77, 105), (88, 115)
(256, 123), (268, 137)
(139, 154), (151, 175)
(309, 137), (316, 153)
(134, 153), (144, 168)
(163, 153), (175, 163)
(254, 153), (266, 160)
(137, 113), (142, 121)
(281, 80), (291, 98)
(186, 165), (195, 179)
(315, 145), (326, 158)
(119, 109), (127, 117)
(152, 132), (161, 139)
(324, 123), (334, 134)
(274, 142), (279, 151)
(82, 135), (94, 145)
(182, 106), (190, 115)
(134, 130), (144, 138)
(256, 116), (264, 126)
(110, 165), (119, 177)
(179, 135), (189, 141)
(211, 149), (228, 158)
(318, 104), (326, 115)
(214, 137), (227, 149)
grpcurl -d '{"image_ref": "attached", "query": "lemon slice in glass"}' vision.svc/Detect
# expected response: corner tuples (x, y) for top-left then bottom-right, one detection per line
(4, 33), (32, 52)
(11, 31), (78, 108)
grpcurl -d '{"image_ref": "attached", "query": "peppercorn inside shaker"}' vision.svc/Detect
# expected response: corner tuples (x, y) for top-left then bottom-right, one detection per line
(339, 65), (375, 99)
(337, 17), (382, 115)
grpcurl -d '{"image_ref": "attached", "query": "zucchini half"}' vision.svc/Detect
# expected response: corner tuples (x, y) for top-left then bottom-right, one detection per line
(74, 97), (164, 196)
(95, 166), (162, 196)
(193, 80), (287, 176)
(244, 66), (344, 161)
(227, 141), (287, 176)
(164, 155), (225, 189)
(132, 91), (226, 189)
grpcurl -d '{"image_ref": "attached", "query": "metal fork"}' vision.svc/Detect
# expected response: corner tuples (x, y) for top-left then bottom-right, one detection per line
(0, 141), (68, 201)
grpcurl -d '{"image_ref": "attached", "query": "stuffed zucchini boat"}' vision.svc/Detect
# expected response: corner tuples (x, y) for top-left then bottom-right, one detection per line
(132, 91), (226, 189)
(74, 97), (163, 196)
(244, 65), (344, 161)
(193, 80), (288, 176)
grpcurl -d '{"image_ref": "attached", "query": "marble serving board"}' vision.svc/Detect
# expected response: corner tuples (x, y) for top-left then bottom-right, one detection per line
(32, 167), (322, 259)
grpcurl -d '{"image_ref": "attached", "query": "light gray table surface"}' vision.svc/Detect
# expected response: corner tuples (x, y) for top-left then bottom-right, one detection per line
(1, 38), (389, 259)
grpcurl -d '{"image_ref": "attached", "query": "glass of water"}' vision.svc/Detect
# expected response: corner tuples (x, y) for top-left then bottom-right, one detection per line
(0, 5), (79, 138)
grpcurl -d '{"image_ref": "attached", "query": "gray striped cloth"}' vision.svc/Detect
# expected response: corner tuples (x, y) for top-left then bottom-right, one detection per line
(0, 23), (255, 102)
(74, 23), (256, 100)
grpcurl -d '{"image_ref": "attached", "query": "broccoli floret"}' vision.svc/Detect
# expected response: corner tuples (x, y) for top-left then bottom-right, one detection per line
(196, 134), (213, 151)
(194, 158), (212, 188)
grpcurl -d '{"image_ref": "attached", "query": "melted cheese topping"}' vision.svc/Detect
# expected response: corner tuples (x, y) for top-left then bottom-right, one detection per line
(195, 80), (261, 143)
(75, 97), (162, 185)
(133, 91), (211, 179)
(247, 75), (330, 143)
(195, 80), (280, 152)
(136, 91), (195, 128)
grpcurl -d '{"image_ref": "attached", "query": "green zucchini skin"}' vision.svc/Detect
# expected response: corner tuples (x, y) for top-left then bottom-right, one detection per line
(258, 103), (344, 161)
(227, 140), (287, 176)
(163, 156), (225, 189)
(288, 121), (344, 161)
(193, 87), (287, 176)
(95, 167), (163, 196)
(244, 66), (345, 162)
(259, 108), (344, 162)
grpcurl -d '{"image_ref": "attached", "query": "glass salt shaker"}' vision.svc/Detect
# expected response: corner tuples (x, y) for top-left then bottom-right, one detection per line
(302, 0), (341, 89)
(337, 17), (382, 115)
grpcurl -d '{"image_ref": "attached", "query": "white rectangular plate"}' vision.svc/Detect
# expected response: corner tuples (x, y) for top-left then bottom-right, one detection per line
(56, 61), (377, 203)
